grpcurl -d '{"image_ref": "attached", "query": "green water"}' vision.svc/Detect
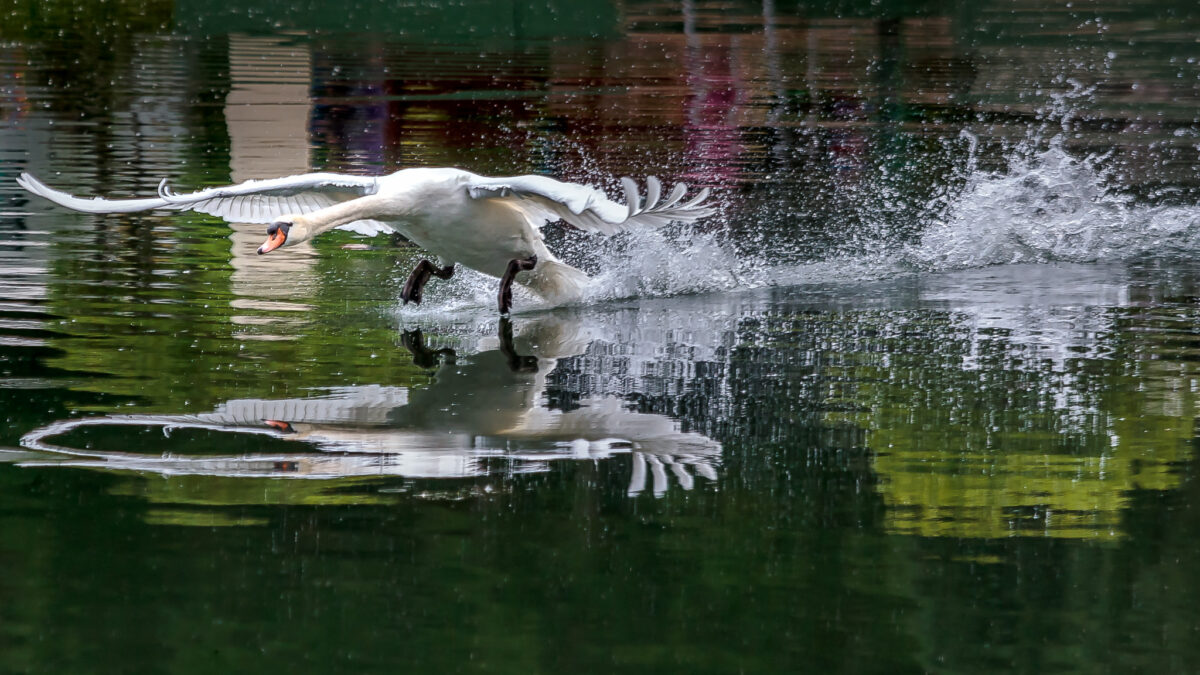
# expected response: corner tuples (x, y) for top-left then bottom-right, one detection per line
(4, 0), (1200, 672)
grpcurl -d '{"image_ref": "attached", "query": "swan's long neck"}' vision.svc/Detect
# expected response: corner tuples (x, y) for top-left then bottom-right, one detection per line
(304, 196), (389, 237)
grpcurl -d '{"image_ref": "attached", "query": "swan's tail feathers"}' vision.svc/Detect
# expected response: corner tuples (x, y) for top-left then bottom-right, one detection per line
(618, 176), (716, 230)
(17, 172), (177, 214)
(521, 259), (590, 305)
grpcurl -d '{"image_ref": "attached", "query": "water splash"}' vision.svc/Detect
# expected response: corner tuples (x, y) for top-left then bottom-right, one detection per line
(580, 226), (759, 302)
(398, 222), (761, 317)
(904, 136), (1200, 271)
(902, 75), (1200, 270)
(402, 128), (1200, 317)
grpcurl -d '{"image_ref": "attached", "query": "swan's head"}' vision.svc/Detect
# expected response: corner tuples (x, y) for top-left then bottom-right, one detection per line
(257, 216), (311, 255)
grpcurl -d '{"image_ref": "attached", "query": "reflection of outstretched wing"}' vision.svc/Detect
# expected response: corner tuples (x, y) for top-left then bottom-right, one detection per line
(467, 174), (714, 235)
(629, 451), (720, 497)
(17, 172), (394, 234)
(193, 385), (410, 427)
(494, 395), (723, 497)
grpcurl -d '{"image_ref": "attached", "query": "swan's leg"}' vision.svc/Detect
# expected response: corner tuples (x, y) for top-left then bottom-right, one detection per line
(497, 254), (537, 314)
(401, 260), (456, 305)
(400, 262), (432, 305)
(497, 317), (538, 372)
(400, 328), (457, 368)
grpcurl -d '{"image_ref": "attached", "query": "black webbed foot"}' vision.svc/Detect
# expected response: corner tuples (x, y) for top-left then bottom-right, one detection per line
(401, 260), (455, 305)
(497, 254), (537, 314)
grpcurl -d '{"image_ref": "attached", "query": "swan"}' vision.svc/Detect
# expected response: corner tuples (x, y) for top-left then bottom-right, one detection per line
(17, 168), (716, 313)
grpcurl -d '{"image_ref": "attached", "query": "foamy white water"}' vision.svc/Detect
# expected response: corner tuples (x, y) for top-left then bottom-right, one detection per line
(398, 132), (1200, 319)
(906, 137), (1200, 271)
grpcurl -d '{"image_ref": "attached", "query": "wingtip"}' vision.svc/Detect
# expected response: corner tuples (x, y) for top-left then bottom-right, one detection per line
(644, 175), (662, 210)
(15, 172), (45, 195)
(681, 186), (711, 210)
(660, 182), (688, 210)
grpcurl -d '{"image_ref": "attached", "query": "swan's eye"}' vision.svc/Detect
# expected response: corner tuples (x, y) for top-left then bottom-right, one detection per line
(266, 222), (291, 236)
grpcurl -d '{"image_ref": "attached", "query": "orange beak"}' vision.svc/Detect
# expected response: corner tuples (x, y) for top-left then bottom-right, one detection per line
(257, 228), (288, 255)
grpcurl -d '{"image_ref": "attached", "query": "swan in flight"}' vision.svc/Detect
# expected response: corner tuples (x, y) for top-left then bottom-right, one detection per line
(17, 168), (716, 313)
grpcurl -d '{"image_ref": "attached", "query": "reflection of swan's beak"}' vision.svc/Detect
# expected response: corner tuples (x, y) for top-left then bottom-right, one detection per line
(257, 224), (289, 255)
(263, 419), (295, 433)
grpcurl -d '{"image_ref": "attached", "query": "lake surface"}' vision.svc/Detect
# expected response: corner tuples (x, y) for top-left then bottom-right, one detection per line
(4, 0), (1200, 672)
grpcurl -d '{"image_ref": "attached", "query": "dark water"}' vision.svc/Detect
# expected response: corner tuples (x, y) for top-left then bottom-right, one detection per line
(4, 1), (1200, 672)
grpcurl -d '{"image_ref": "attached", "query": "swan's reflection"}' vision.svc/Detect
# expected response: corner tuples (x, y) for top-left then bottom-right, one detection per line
(19, 315), (721, 497)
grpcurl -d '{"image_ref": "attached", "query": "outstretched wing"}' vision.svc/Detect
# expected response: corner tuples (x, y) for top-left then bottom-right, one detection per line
(17, 172), (394, 234)
(465, 174), (715, 235)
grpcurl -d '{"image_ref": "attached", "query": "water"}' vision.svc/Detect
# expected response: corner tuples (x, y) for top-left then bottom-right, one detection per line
(4, 0), (1200, 671)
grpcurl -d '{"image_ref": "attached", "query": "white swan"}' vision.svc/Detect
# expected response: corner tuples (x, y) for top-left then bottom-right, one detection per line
(17, 168), (716, 313)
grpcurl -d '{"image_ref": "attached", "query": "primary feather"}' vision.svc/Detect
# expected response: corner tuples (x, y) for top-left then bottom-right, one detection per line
(465, 173), (714, 235)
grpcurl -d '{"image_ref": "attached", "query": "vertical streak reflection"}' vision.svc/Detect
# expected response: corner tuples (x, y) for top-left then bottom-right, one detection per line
(225, 35), (317, 339)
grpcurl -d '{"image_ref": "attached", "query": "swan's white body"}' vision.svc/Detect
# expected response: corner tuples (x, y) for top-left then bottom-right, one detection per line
(17, 167), (715, 308)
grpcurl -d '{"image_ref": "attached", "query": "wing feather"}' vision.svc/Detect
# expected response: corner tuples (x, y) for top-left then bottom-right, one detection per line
(644, 176), (662, 211)
(300, 193), (326, 214)
(234, 195), (249, 222)
(621, 177), (641, 219)
(681, 188), (711, 210)
(660, 182), (688, 210)
(466, 173), (715, 235)
(17, 171), (379, 224)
